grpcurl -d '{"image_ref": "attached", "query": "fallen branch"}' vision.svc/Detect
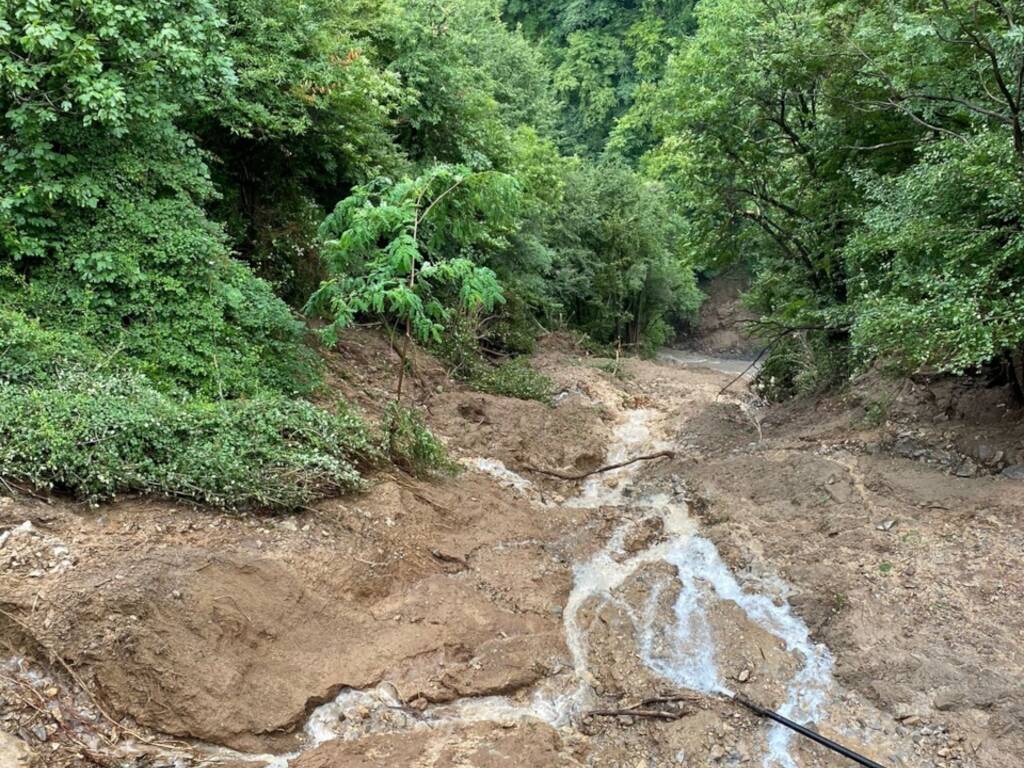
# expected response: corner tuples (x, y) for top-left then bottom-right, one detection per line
(429, 548), (469, 570)
(587, 708), (684, 721)
(637, 693), (702, 707)
(526, 451), (675, 482)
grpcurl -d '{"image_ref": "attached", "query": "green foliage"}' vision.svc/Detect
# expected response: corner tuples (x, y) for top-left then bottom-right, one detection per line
(433, 315), (552, 402)
(382, 402), (457, 476)
(473, 359), (553, 402)
(307, 165), (514, 345)
(647, 0), (1024, 395)
(0, 371), (375, 509)
(543, 162), (703, 351)
(754, 334), (851, 401)
(505, 0), (698, 155)
(2, 0), (713, 508)
(846, 130), (1024, 375)
(0, 0), (318, 399)
(0, 0), (229, 259)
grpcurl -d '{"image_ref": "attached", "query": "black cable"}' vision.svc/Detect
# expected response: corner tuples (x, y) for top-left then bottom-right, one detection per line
(729, 692), (889, 768)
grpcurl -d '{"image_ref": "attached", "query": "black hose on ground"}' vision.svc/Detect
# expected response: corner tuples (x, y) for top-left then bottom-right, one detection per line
(726, 691), (889, 768)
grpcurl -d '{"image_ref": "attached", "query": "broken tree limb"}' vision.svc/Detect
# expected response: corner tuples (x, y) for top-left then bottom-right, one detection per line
(526, 451), (675, 482)
(583, 691), (699, 723)
(586, 708), (688, 721)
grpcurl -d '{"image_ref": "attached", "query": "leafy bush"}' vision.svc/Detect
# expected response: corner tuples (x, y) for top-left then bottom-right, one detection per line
(0, 372), (376, 510)
(307, 165), (513, 347)
(846, 131), (1024, 375)
(433, 315), (551, 402)
(382, 402), (457, 477)
(472, 359), (553, 403)
(755, 334), (850, 401)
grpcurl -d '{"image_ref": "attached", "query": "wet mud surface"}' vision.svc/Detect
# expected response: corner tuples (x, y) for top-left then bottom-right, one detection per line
(1, 333), (1022, 767)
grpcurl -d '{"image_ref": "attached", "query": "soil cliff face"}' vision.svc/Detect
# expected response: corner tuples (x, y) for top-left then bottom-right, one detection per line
(682, 267), (761, 355)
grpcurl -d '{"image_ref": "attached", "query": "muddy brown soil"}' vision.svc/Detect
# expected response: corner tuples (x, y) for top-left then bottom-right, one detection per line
(0, 333), (1021, 768)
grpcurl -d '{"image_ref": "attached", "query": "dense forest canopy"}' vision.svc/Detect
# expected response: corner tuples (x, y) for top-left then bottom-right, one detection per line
(2, 0), (1022, 507)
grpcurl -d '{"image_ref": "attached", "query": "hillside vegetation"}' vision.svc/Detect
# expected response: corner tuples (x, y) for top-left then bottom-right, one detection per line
(2, 0), (1022, 506)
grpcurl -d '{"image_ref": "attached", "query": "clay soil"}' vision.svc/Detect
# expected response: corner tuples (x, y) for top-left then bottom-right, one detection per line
(0, 330), (1022, 768)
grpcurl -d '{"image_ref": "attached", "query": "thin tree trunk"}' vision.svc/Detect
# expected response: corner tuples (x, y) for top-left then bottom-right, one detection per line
(1010, 344), (1024, 401)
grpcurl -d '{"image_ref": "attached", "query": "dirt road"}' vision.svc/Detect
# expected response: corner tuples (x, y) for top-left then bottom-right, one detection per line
(1, 333), (1021, 767)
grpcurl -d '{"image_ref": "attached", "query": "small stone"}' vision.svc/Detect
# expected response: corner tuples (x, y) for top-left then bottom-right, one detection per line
(709, 744), (726, 761)
(1001, 464), (1024, 481)
(877, 519), (897, 531)
(954, 459), (978, 478)
(43, 687), (58, 699)
(737, 668), (750, 683)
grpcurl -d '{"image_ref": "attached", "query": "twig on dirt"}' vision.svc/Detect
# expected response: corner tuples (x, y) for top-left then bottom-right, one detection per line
(353, 555), (388, 567)
(526, 451), (675, 482)
(636, 693), (702, 707)
(717, 339), (775, 396)
(0, 476), (51, 503)
(585, 690), (699, 723)
(211, 595), (254, 626)
(429, 548), (469, 569)
(586, 708), (690, 721)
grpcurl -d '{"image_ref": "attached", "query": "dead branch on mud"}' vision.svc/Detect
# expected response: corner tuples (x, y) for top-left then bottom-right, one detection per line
(585, 693), (700, 722)
(526, 451), (675, 481)
(587, 708), (684, 721)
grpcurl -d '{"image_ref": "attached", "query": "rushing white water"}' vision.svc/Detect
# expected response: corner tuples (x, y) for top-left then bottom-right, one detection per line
(563, 497), (833, 766)
(177, 406), (835, 767)
(461, 457), (535, 494)
(297, 408), (835, 766)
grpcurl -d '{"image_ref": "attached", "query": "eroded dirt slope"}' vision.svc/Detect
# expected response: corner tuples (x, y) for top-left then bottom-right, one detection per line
(0, 333), (1021, 768)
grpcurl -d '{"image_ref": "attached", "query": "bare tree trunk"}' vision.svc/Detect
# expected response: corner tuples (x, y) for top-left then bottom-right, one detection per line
(1010, 344), (1024, 402)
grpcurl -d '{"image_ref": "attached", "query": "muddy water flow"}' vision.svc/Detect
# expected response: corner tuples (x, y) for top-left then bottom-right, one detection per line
(144, 394), (878, 767)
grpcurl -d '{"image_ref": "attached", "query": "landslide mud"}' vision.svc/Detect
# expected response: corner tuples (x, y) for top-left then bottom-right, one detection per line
(1, 334), (1022, 768)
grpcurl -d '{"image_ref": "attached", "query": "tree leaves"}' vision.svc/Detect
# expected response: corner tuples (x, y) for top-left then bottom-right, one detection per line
(307, 165), (510, 345)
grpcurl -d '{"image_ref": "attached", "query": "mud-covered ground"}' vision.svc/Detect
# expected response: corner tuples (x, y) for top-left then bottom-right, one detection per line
(0, 331), (1021, 768)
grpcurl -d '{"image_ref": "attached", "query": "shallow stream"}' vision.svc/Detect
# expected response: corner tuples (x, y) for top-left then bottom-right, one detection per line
(222, 405), (838, 768)
(132, 370), (848, 768)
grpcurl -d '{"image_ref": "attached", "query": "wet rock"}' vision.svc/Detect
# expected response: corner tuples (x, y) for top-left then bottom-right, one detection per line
(975, 445), (1004, 466)
(1000, 464), (1024, 481)
(620, 517), (664, 555)
(953, 458), (978, 478)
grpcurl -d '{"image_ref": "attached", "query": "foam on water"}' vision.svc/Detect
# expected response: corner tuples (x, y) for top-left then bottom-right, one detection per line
(559, 410), (834, 767)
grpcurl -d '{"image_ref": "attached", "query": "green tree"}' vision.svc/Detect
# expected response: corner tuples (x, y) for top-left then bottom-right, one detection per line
(307, 165), (515, 398)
